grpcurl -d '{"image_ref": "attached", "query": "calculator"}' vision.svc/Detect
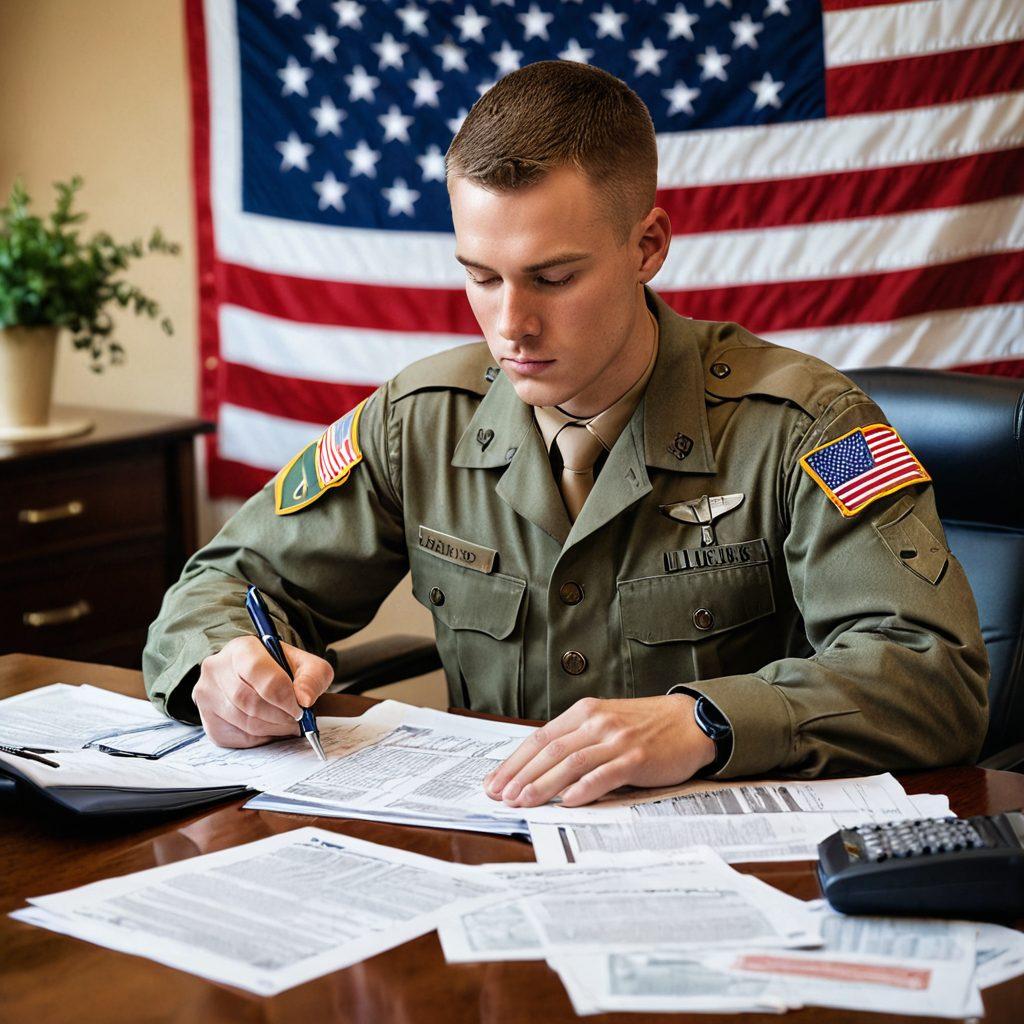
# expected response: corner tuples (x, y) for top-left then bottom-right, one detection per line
(817, 812), (1024, 918)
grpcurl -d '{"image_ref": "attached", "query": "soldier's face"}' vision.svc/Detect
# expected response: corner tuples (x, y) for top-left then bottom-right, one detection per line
(450, 166), (665, 414)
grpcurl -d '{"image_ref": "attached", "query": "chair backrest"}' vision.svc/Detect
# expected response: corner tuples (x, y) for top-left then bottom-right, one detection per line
(845, 367), (1024, 761)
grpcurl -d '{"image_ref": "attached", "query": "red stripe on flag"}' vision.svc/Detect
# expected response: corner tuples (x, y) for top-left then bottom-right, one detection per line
(954, 358), (1024, 379)
(219, 260), (478, 333)
(664, 251), (1024, 335)
(658, 149), (1024, 234)
(820, 0), (918, 9)
(837, 458), (918, 502)
(223, 361), (375, 425)
(826, 41), (1024, 116)
(207, 456), (277, 501)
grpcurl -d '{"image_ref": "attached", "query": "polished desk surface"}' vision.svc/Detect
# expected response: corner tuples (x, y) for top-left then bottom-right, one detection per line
(3, 653), (1024, 1024)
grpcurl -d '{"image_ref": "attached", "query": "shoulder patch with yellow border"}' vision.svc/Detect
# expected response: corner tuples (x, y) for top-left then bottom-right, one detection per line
(274, 398), (368, 515)
(799, 423), (930, 518)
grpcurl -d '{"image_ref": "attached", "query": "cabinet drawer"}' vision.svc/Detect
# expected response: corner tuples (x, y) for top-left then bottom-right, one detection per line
(0, 452), (166, 565)
(0, 540), (168, 660)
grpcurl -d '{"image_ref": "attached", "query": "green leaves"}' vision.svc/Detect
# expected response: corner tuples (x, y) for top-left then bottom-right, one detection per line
(0, 177), (179, 371)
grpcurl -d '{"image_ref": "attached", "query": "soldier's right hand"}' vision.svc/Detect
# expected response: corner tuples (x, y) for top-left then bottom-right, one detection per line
(193, 636), (334, 749)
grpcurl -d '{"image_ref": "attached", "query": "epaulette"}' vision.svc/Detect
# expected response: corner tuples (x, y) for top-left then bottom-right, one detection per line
(698, 322), (856, 420)
(389, 341), (496, 402)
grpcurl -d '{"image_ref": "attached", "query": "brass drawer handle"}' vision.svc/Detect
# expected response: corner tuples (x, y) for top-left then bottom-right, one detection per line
(23, 600), (93, 628)
(18, 499), (86, 524)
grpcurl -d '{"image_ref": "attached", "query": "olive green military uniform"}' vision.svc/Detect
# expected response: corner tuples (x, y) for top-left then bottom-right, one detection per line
(143, 289), (989, 779)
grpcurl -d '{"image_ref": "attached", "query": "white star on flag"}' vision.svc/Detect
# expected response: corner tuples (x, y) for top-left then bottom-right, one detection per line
(730, 13), (764, 49)
(434, 38), (469, 73)
(492, 40), (523, 76)
(382, 178), (420, 217)
(379, 104), (415, 143)
(697, 45), (730, 81)
(396, 3), (429, 37)
(372, 32), (408, 70)
(305, 25), (339, 63)
(764, 0), (790, 15)
(409, 68), (443, 107)
(276, 132), (314, 172)
(417, 145), (447, 183)
(447, 108), (469, 135)
(663, 80), (700, 116)
(750, 71), (784, 109)
(278, 56), (313, 98)
(453, 6), (490, 43)
(558, 38), (593, 63)
(591, 4), (627, 40)
(344, 65), (379, 103)
(705, 0), (731, 8)
(476, 79), (496, 96)
(665, 4), (699, 42)
(311, 96), (346, 136)
(274, 0), (301, 20)
(313, 171), (348, 211)
(331, 0), (364, 30)
(630, 38), (668, 77)
(346, 139), (381, 178)
(518, 3), (554, 42)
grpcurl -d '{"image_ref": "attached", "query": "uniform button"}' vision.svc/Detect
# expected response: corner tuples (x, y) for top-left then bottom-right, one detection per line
(558, 581), (584, 606)
(429, 587), (445, 607)
(561, 650), (587, 675)
(693, 607), (715, 631)
(505, 447), (518, 462)
(710, 362), (731, 379)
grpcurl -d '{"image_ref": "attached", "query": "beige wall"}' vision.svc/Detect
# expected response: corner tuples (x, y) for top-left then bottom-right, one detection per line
(1, 0), (443, 705)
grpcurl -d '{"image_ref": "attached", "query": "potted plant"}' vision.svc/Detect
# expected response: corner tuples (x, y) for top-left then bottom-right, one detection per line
(0, 176), (180, 441)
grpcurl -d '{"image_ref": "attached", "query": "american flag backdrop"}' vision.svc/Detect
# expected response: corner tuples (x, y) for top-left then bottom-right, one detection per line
(185, 0), (1024, 499)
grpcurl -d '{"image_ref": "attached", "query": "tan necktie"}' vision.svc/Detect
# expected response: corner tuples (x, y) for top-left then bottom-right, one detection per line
(551, 420), (608, 522)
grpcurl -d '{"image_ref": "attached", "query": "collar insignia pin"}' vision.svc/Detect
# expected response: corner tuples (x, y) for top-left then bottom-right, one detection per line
(668, 433), (693, 461)
(476, 428), (494, 451)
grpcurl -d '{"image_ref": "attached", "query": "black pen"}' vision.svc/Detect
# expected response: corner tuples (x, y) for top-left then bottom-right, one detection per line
(244, 585), (326, 761)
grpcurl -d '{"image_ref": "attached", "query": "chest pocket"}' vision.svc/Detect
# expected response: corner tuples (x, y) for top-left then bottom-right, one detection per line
(409, 547), (527, 715)
(617, 541), (776, 697)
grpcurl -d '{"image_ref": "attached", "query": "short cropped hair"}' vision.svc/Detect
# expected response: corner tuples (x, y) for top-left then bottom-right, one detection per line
(446, 60), (658, 243)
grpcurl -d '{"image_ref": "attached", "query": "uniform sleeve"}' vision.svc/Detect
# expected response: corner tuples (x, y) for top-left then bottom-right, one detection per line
(676, 390), (990, 779)
(142, 387), (409, 722)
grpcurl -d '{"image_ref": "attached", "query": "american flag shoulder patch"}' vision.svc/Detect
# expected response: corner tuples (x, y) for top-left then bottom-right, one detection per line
(274, 398), (368, 516)
(799, 423), (931, 518)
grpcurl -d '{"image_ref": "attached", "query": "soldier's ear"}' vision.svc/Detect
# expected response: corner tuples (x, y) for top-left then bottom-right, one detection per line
(636, 206), (671, 284)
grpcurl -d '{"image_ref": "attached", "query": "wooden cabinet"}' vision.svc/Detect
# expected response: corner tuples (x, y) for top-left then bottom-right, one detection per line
(0, 405), (213, 668)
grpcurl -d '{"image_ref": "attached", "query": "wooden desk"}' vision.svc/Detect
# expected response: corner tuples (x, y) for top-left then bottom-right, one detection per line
(3, 653), (1023, 1024)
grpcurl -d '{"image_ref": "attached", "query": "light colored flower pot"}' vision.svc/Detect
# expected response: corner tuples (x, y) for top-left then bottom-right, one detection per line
(0, 324), (59, 429)
(0, 325), (92, 442)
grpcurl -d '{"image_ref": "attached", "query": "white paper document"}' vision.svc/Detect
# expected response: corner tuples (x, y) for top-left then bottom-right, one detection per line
(530, 796), (953, 865)
(247, 701), (536, 834)
(545, 902), (986, 1018)
(10, 827), (505, 995)
(523, 772), (933, 824)
(0, 684), (195, 754)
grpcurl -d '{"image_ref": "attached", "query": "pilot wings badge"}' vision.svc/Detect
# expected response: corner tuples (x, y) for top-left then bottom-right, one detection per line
(659, 493), (745, 546)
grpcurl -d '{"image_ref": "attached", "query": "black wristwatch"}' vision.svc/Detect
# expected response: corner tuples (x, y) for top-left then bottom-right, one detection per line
(692, 695), (733, 775)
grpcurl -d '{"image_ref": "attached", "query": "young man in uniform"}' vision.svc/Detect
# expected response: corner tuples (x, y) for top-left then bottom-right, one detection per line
(144, 61), (988, 809)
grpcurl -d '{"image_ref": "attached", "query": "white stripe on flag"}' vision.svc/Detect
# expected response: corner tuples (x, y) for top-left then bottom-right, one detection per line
(218, 402), (325, 472)
(761, 302), (1024, 370)
(657, 195), (1024, 289)
(656, 92), (1024, 189)
(220, 305), (473, 383)
(825, 0), (1024, 68)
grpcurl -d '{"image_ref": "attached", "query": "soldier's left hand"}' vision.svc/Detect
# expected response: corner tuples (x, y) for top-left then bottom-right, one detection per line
(483, 694), (717, 808)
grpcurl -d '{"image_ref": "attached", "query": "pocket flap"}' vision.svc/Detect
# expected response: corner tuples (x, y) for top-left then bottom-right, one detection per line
(873, 495), (948, 585)
(618, 554), (775, 644)
(411, 549), (526, 639)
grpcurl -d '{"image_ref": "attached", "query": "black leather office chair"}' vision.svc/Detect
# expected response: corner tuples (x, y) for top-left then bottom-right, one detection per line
(846, 367), (1024, 771)
(332, 367), (1024, 772)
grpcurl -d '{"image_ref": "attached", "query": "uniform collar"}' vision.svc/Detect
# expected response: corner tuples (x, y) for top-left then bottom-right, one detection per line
(641, 287), (717, 475)
(451, 287), (715, 477)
